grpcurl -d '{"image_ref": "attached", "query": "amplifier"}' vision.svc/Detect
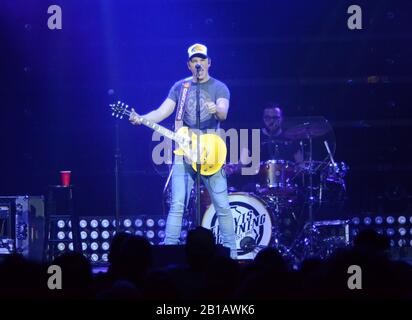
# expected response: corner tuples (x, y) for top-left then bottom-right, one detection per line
(0, 196), (45, 262)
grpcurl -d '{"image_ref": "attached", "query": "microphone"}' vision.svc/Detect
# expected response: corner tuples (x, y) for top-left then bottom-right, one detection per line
(195, 64), (202, 79)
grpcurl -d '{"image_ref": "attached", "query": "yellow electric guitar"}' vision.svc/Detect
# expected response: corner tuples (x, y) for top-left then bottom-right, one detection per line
(110, 101), (227, 176)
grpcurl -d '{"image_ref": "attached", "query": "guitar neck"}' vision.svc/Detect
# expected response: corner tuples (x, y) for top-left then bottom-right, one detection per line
(123, 109), (177, 141)
(140, 117), (177, 141)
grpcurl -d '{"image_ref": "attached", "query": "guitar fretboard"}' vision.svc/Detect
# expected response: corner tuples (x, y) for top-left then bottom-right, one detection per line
(139, 117), (176, 140)
(119, 107), (177, 141)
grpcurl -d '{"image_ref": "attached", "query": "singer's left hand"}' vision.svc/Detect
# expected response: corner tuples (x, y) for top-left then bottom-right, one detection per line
(205, 101), (217, 114)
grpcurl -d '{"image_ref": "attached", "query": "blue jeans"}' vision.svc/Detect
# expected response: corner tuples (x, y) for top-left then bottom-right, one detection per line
(165, 156), (237, 258)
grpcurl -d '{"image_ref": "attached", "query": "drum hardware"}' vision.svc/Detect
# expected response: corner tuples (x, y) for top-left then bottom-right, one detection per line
(323, 140), (347, 192)
(285, 222), (322, 264)
(318, 162), (348, 206)
(296, 160), (347, 206)
(282, 118), (334, 259)
(240, 236), (256, 250)
(240, 237), (269, 252)
(288, 178), (348, 262)
(305, 129), (316, 257)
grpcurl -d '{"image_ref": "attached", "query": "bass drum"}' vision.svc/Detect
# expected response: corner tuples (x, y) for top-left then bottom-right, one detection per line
(202, 192), (274, 260)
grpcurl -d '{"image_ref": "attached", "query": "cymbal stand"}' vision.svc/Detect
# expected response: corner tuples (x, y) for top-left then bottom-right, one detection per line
(289, 133), (319, 263)
(306, 133), (316, 257)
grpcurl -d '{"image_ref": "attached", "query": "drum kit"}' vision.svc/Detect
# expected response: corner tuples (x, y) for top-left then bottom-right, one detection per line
(163, 117), (349, 265)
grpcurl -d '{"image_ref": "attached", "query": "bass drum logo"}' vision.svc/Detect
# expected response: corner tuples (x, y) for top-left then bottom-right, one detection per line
(202, 193), (273, 260)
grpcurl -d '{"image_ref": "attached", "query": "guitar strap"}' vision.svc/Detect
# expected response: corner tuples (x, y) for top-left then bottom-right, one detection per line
(174, 78), (192, 131)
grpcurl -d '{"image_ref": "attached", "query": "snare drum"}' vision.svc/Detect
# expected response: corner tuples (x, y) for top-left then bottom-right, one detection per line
(257, 160), (298, 196)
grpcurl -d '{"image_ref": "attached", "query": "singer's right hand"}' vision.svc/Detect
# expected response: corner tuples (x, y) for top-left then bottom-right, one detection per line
(129, 108), (142, 125)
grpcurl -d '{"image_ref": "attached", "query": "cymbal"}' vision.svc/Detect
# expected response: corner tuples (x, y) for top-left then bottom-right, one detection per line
(283, 119), (331, 140)
(296, 160), (328, 173)
(261, 138), (291, 145)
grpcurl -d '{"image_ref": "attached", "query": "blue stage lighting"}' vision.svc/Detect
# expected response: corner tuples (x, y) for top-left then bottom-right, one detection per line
(57, 220), (65, 228)
(386, 216), (395, 224)
(398, 216), (406, 224)
(398, 227), (407, 236)
(135, 218), (143, 228)
(386, 228), (395, 236)
(374, 216), (383, 225)
(181, 230), (188, 239)
(157, 218), (166, 227)
(146, 218), (155, 228)
(102, 242), (110, 251)
(123, 219), (132, 228)
(363, 217), (372, 225)
(90, 219), (98, 228)
(398, 239), (407, 247)
(79, 219), (87, 228)
(101, 219), (110, 228)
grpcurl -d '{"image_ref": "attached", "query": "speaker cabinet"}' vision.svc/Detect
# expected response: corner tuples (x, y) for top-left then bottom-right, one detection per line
(0, 196), (45, 262)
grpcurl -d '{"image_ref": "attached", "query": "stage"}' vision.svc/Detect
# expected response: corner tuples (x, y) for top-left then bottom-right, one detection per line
(1, 0), (412, 300)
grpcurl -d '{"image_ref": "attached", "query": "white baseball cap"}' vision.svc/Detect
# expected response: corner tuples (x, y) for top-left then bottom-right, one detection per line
(187, 43), (208, 60)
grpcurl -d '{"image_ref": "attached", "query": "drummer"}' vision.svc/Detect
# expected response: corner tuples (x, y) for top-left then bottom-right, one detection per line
(226, 103), (303, 191)
(238, 103), (303, 167)
(258, 103), (303, 163)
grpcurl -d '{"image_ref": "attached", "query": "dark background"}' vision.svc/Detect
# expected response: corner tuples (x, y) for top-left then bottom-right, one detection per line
(1, 0), (411, 219)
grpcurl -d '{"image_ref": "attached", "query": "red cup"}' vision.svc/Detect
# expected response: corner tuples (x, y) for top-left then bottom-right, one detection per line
(60, 171), (71, 187)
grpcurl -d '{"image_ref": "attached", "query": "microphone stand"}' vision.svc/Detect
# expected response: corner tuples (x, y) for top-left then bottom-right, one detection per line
(307, 133), (314, 257)
(114, 121), (121, 233)
(195, 68), (201, 227)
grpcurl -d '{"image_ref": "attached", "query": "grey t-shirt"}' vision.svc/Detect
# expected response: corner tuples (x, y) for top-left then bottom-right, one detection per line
(167, 77), (230, 130)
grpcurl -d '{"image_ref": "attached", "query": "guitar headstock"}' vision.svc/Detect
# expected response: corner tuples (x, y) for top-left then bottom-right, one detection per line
(110, 101), (131, 119)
